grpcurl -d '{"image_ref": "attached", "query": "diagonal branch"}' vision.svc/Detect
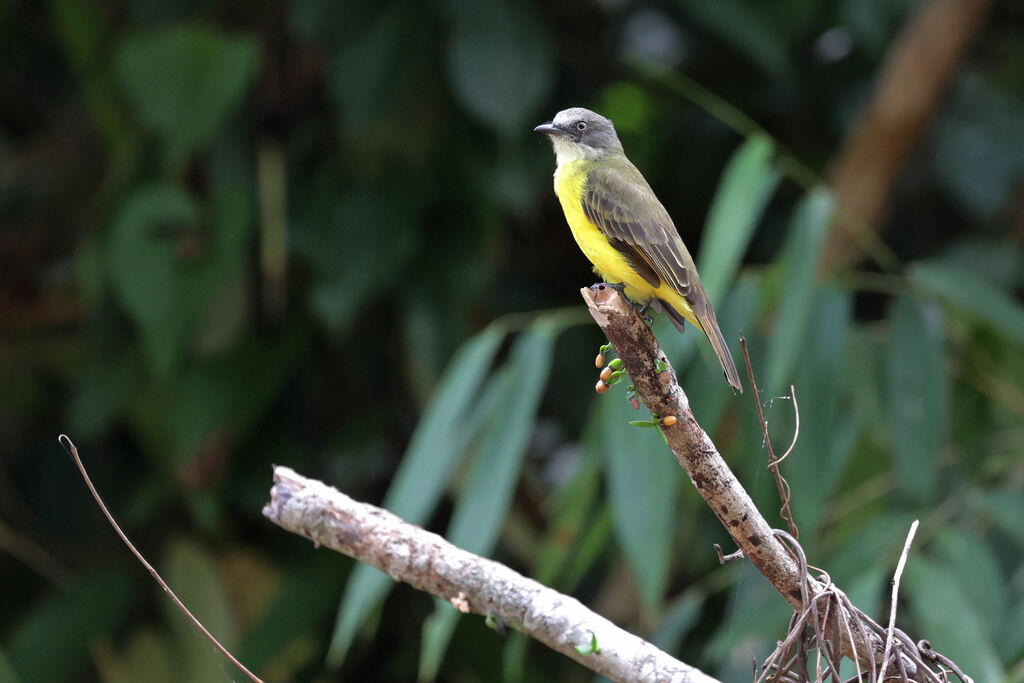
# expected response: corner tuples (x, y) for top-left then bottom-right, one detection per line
(581, 286), (808, 605)
(579, 285), (899, 677)
(262, 466), (720, 683)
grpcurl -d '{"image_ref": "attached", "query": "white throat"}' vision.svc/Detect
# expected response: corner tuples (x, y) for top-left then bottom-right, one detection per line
(552, 137), (604, 165)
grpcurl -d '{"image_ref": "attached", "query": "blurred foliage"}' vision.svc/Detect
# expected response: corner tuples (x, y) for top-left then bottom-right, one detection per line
(2, 0), (1024, 681)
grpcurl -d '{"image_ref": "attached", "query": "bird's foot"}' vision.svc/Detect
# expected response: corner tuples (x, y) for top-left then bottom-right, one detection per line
(587, 283), (653, 324)
(635, 301), (654, 325)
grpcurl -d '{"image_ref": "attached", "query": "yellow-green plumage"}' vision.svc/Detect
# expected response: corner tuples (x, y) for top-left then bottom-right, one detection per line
(538, 108), (742, 392)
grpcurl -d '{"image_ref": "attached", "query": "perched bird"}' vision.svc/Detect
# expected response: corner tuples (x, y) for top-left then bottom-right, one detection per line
(535, 107), (741, 392)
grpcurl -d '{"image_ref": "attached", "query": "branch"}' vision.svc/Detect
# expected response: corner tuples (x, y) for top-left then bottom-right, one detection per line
(579, 286), (898, 677)
(60, 436), (264, 683)
(263, 466), (721, 683)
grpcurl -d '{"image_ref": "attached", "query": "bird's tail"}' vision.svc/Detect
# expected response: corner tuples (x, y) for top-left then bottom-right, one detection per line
(660, 299), (742, 393)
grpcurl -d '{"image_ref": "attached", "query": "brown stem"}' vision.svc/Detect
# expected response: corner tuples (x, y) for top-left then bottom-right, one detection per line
(579, 286), (898, 676)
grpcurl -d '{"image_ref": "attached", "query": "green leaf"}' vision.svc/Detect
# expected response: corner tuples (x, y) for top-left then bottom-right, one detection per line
(828, 513), (919, 587)
(69, 347), (144, 437)
(328, 325), (505, 665)
(887, 295), (949, 502)
(161, 539), (238, 683)
(841, 565), (887, 628)
(651, 589), (704, 653)
(533, 463), (603, 586)
(107, 629), (175, 683)
(595, 387), (678, 606)
(447, 326), (555, 550)
(0, 650), (19, 683)
(764, 188), (835, 394)
(502, 631), (529, 683)
(706, 570), (789, 678)
(51, 0), (106, 70)
(972, 491), (1024, 549)
(115, 24), (258, 168)
(908, 261), (1024, 346)
(241, 553), (343, 669)
(106, 186), (198, 374)
(293, 187), (419, 334)
(8, 571), (138, 682)
(933, 529), (1005, 634)
(696, 133), (780, 305)
(419, 605), (460, 682)
(560, 505), (615, 594)
(419, 323), (556, 681)
(573, 632), (599, 655)
(933, 73), (1024, 217)
(904, 560), (1003, 683)
(779, 286), (854, 532)
(169, 330), (305, 461)
(51, 0), (129, 152)
(444, 1), (553, 133)
(1000, 583), (1024, 663)
(106, 186), (253, 377)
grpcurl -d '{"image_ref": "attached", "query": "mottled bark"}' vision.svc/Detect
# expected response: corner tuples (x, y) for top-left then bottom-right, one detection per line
(263, 465), (720, 683)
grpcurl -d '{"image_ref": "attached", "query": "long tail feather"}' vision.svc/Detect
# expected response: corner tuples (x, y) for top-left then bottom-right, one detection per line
(660, 300), (742, 392)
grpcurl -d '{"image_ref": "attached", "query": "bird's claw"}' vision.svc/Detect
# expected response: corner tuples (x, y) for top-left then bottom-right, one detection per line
(632, 300), (654, 326)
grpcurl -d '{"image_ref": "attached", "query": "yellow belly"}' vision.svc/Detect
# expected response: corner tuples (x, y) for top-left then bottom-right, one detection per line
(553, 160), (698, 327)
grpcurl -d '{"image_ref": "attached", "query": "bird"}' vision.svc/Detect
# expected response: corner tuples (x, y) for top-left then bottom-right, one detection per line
(535, 107), (741, 392)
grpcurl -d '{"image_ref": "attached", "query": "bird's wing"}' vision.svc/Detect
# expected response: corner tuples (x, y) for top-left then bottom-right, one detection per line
(581, 161), (696, 302)
(582, 159), (741, 391)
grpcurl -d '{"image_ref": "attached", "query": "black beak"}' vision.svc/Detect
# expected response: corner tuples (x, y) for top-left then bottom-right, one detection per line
(534, 122), (566, 136)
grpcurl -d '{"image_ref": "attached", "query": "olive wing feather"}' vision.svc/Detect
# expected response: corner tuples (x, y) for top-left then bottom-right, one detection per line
(580, 163), (696, 302)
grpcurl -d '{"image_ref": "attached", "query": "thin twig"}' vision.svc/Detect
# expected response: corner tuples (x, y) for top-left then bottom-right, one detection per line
(740, 337), (799, 539)
(714, 543), (745, 564)
(918, 640), (973, 683)
(777, 385), (801, 465)
(58, 435), (264, 683)
(879, 520), (920, 683)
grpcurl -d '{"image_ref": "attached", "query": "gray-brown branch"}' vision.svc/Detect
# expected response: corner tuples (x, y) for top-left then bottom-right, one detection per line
(580, 285), (900, 678)
(263, 466), (720, 683)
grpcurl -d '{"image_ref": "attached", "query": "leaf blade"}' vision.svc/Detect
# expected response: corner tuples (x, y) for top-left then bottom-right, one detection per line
(419, 322), (557, 680)
(764, 188), (835, 395)
(697, 133), (780, 305)
(595, 391), (678, 606)
(328, 325), (505, 665)
(887, 295), (949, 502)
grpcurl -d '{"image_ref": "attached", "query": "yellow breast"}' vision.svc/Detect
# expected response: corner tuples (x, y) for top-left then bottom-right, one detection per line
(552, 160), (660, 302)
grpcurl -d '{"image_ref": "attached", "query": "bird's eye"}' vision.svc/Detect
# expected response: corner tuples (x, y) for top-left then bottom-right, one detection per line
(575, 121), (587, 132)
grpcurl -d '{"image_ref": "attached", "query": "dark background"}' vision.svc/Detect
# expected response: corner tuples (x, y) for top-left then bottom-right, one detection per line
(2, 0), (1024, 681)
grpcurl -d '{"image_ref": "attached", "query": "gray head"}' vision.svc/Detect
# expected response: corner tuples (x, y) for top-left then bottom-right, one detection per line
(534, 108), (623, 163)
